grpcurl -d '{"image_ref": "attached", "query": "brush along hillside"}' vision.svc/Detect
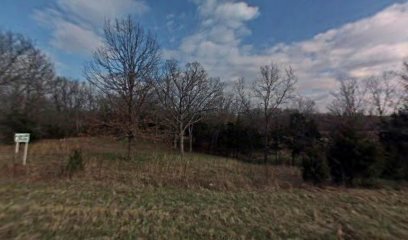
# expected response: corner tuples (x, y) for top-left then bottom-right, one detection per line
(1, 137), (408, 240)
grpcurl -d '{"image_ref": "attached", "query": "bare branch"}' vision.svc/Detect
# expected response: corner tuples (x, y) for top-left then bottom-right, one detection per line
(365, 71), (401, 116)
(252, 62), (297, 163)
(85, 16), (160, 160)
(328, 77), (366, 117)
(154, 60), (223, 154)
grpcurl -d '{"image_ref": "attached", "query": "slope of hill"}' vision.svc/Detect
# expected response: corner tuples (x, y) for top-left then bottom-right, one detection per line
(1, 138), (407, 239)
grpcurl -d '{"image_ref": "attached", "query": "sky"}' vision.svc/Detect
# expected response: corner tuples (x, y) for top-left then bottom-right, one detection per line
(0, 0), (407, 110)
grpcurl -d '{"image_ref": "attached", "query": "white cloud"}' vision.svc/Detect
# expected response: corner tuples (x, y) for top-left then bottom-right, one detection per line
(50, 21), (103, 54)
(34, 0), (408, 110)
(197, 0), (259, 28)
(170, 0), (260, 78)
(34, 0), (148, 55)
(267, 3), (408, 105)
(57, 0), (148, 27)
(166, 1), (408, 111)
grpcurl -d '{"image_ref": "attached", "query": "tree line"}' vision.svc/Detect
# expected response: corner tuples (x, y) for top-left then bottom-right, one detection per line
(1, 16), (407, 185)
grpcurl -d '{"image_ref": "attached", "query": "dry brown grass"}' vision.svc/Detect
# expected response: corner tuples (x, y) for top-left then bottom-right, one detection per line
(1, 138), (408, 239)
(0, 137), (302, 191)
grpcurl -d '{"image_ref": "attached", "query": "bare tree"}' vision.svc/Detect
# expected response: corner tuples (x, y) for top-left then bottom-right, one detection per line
(252, 62), (297, 164)
(85, 16), (160, 160)
(291, 96), (316, 115)
(51, 77), (95, 134)
(233, 78), (252, 116)
(0, 31), (34, 87)
(402, 61), (408, 89)
(328, 77), (366, 117)
(401, 61), (408, 104)
(0, 45), (54, 116)
(0, 31), (55, 142)
(365, 71), (401, 116)
(155, 60), (223, 155)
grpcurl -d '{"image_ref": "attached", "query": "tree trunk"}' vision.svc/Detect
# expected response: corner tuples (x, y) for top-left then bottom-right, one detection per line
(275, 118), (279, 164)
(154, 115), (158, 142)
(126, 93), (133, 161)
(173, 133), (177, 149)
(264, 135), (268, 164)
(127, 134), (132, 161)
(75, 111), (80, 135)
(264, 118), (269, 180)
(179, 130), (184, 155)
(211, 129), (220, 154)
(188, 124), (193, 153)
(264, 116), (269, 164)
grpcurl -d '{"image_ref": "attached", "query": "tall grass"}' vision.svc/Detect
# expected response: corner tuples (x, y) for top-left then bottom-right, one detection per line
(0, 137), (301, 190)
(1, 138), (408, 239)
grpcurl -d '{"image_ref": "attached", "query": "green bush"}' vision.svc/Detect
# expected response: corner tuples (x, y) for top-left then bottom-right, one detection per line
(380, 107), (408, 180)
(64, 149), (84, 178)
(287, 112), (321, 166)
(328, 124), (383, 186)
(0, 111), (39, 144)
(301, 145), (329, 184)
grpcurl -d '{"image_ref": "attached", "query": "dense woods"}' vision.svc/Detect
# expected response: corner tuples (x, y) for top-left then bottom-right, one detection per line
(1, 17), (407, 186)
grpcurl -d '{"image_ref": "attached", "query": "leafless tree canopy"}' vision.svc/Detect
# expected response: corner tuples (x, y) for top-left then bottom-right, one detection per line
(85, 16), (160, 159)
(155, 60), (223, 154)
(328, 77), (366, 117)
(401, 62), (408, 101)
(253, 63), (297, 117)
(50, 77), (96, 133)
(402, 62), (408, 87)
(253, 62), (297, 163)
(0, 31), (36, 87)
(0, 31), (54, 116)
(232, 78), (252, 116)
(291, 96), (316, 115)
(365, 71), (401, 116)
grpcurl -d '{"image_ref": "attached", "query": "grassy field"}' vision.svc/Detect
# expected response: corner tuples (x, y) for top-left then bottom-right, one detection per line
(1, 138), (408, 239)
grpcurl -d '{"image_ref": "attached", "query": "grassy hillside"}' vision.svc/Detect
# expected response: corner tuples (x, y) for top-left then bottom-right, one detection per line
(1, 138), (408, 239)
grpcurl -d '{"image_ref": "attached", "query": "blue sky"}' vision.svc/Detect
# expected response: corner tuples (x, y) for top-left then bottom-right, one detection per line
(0, 0), (407, 109)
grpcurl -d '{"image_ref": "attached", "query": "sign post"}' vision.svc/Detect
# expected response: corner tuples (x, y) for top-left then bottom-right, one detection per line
(14, 133), (30, 165)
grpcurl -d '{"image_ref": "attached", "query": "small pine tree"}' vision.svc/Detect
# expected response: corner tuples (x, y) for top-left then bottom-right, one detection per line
(328, 123), (382, 186)
(0, 111), (38, 143)
(301, 144), (329, 184)
(380, 107), (408, 180)
(64, 149), (84, 178)
(287, 112), (321, 166)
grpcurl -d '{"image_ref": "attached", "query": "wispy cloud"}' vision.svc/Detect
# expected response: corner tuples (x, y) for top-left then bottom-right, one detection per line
(33, 0), (408, 110)
(165, 0), (408, 110)
(33, 0), (149, 55)
(163, 0), (260, 83)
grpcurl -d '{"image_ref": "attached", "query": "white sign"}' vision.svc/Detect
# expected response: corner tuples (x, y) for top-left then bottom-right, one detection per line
(14, 133), (30, 165)
(15, 133), (30, 143)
